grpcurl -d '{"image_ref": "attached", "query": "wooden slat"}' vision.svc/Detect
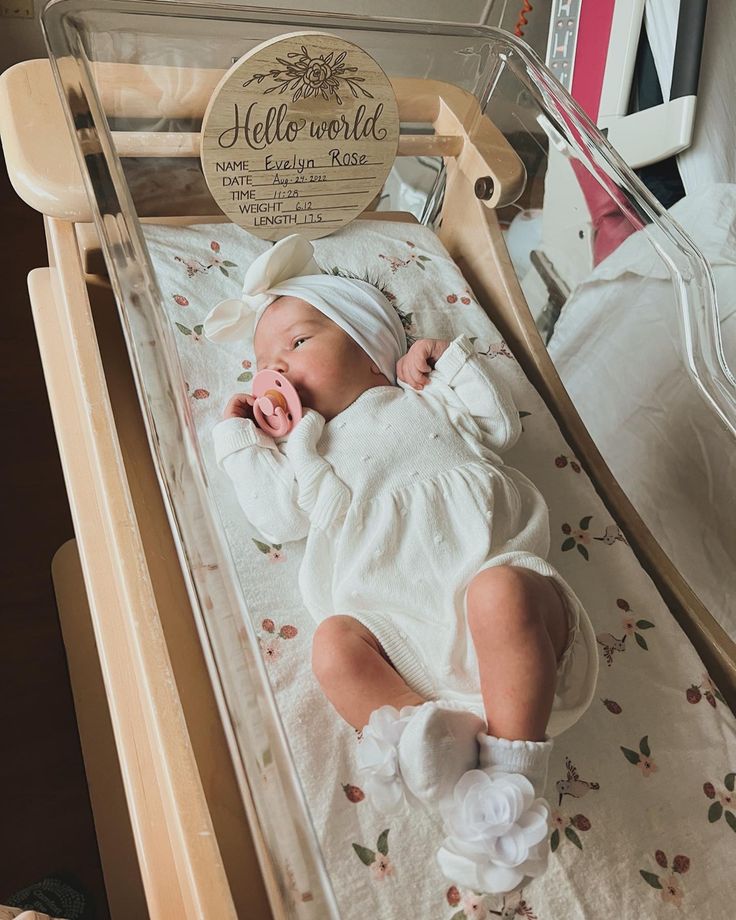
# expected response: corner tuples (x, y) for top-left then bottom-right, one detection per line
(52, 539), (150, 920)
(100, 130), (463, 159)
(0, 60), (525, 221)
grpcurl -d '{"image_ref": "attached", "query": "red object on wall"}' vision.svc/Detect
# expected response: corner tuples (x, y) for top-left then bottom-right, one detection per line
(570, 0), (616, 121)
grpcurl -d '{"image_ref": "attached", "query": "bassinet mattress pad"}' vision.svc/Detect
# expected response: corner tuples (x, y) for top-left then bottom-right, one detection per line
(143, 218), (736, 919)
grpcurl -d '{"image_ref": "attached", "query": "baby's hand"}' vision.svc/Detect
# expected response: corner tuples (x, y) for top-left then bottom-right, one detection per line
(222, 392), (256, 420)
(397, 338), (450, 390)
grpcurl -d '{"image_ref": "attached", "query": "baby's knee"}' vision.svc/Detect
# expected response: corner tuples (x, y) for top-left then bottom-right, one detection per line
(311, 615), (369, 685)
(466, 565), (542, 635)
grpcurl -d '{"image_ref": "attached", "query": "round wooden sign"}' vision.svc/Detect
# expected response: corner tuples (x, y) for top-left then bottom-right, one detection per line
(200, 32), (400, 240)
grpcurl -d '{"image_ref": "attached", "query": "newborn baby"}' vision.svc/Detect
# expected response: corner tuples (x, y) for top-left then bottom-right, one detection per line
(206, 233), (598, 896)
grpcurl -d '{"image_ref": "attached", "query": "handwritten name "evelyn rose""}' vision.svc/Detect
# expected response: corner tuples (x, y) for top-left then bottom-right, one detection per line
(217, 102), (388, 150)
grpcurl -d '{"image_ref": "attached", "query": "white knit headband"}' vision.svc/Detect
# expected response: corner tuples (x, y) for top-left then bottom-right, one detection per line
(203, 234), (407, 384)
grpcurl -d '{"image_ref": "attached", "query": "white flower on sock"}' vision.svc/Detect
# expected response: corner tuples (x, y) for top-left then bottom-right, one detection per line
(436, 769), (550, 894)
(355, 705), (418, 814)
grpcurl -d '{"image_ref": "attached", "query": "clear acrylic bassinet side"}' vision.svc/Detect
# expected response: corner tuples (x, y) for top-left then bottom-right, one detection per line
(478, 35), (736, 440)
(38, 2), (512, 915)
(472, 34), (736, 643)
(39, 3), (342, 917)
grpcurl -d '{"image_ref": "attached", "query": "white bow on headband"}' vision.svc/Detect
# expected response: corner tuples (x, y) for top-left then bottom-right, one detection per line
(203, 234), (407, 384)
(203, 234), (320, 343)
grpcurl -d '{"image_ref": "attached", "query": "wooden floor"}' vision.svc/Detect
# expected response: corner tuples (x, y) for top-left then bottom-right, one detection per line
(0, 156), (110, 917)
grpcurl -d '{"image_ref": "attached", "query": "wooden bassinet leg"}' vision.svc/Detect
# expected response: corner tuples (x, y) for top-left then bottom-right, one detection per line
(51, 539), (149, 919)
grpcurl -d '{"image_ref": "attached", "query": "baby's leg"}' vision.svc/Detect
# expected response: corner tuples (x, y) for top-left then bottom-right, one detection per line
(312, 615), (424, 729)
(466, 565), (570, 741)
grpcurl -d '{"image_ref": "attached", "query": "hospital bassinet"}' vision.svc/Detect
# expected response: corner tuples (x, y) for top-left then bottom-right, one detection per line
(1, 2), (735, 917)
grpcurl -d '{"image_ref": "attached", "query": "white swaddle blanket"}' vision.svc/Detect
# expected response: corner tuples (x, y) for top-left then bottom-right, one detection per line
(144, 218), (736, 919)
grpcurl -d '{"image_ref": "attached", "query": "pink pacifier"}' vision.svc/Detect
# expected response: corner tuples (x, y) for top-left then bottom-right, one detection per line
(251, 370), (303, 437)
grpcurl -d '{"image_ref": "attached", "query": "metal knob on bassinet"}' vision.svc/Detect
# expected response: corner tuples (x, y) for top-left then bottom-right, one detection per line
(251, 370), (303, 436)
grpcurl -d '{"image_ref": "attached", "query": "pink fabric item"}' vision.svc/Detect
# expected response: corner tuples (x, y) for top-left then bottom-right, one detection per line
(564, 1), (645, 264)
(570, 0), (616, 122)
(572, 161), (643, 264)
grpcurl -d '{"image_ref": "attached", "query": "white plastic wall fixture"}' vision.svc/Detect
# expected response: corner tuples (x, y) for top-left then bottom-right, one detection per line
(597, 0), (705, 168)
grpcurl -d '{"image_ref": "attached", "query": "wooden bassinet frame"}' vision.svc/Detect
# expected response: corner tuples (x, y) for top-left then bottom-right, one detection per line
(1, 57), (734, 920)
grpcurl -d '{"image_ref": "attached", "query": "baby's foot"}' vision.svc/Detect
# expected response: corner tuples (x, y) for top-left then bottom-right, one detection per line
(355, 704), (419, 815)
(435, 734), (553, 895)
(397, 701), (486, 805)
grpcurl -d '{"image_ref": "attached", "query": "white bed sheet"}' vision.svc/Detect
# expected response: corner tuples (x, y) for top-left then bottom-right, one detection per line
(549, 183), (736, 639)
(144, 217), (736, 918)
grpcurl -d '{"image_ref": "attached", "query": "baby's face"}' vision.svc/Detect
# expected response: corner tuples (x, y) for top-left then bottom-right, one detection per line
(253, 296), (388, 421)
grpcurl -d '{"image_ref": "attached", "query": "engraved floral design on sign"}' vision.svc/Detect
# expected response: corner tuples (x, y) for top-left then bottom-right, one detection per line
(243, 45), (373, 105)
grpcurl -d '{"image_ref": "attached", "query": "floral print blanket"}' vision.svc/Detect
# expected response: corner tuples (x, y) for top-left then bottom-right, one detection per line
(143, 219), (736, 919)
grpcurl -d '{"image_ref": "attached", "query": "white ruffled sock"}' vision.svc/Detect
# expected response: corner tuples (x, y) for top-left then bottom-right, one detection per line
(397, 701), (486, 805)
(477, 732), (554, 795)
(434, 733), (555, 895)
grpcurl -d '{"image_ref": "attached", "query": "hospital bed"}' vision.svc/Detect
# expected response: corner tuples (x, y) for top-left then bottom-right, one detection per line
(502, 0), (736, 642)
(1, 2), (735, 917)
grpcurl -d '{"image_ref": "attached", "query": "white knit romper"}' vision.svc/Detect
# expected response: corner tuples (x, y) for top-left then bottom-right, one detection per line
(213, 334), (599, 737)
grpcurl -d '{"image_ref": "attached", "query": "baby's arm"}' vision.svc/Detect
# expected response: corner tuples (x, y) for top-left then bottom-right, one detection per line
(282, 410), (351, 530)
(404, 335), (522, 452)
(213, 416), (310, 544)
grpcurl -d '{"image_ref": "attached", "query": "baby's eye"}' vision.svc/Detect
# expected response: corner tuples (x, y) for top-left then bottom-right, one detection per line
(293, 337), (308, 349)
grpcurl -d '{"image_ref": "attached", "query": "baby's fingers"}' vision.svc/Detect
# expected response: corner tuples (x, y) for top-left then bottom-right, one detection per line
(223, 393), (255, 419)
(414, 354), (432, 375)
(405, 356), (431, 390)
